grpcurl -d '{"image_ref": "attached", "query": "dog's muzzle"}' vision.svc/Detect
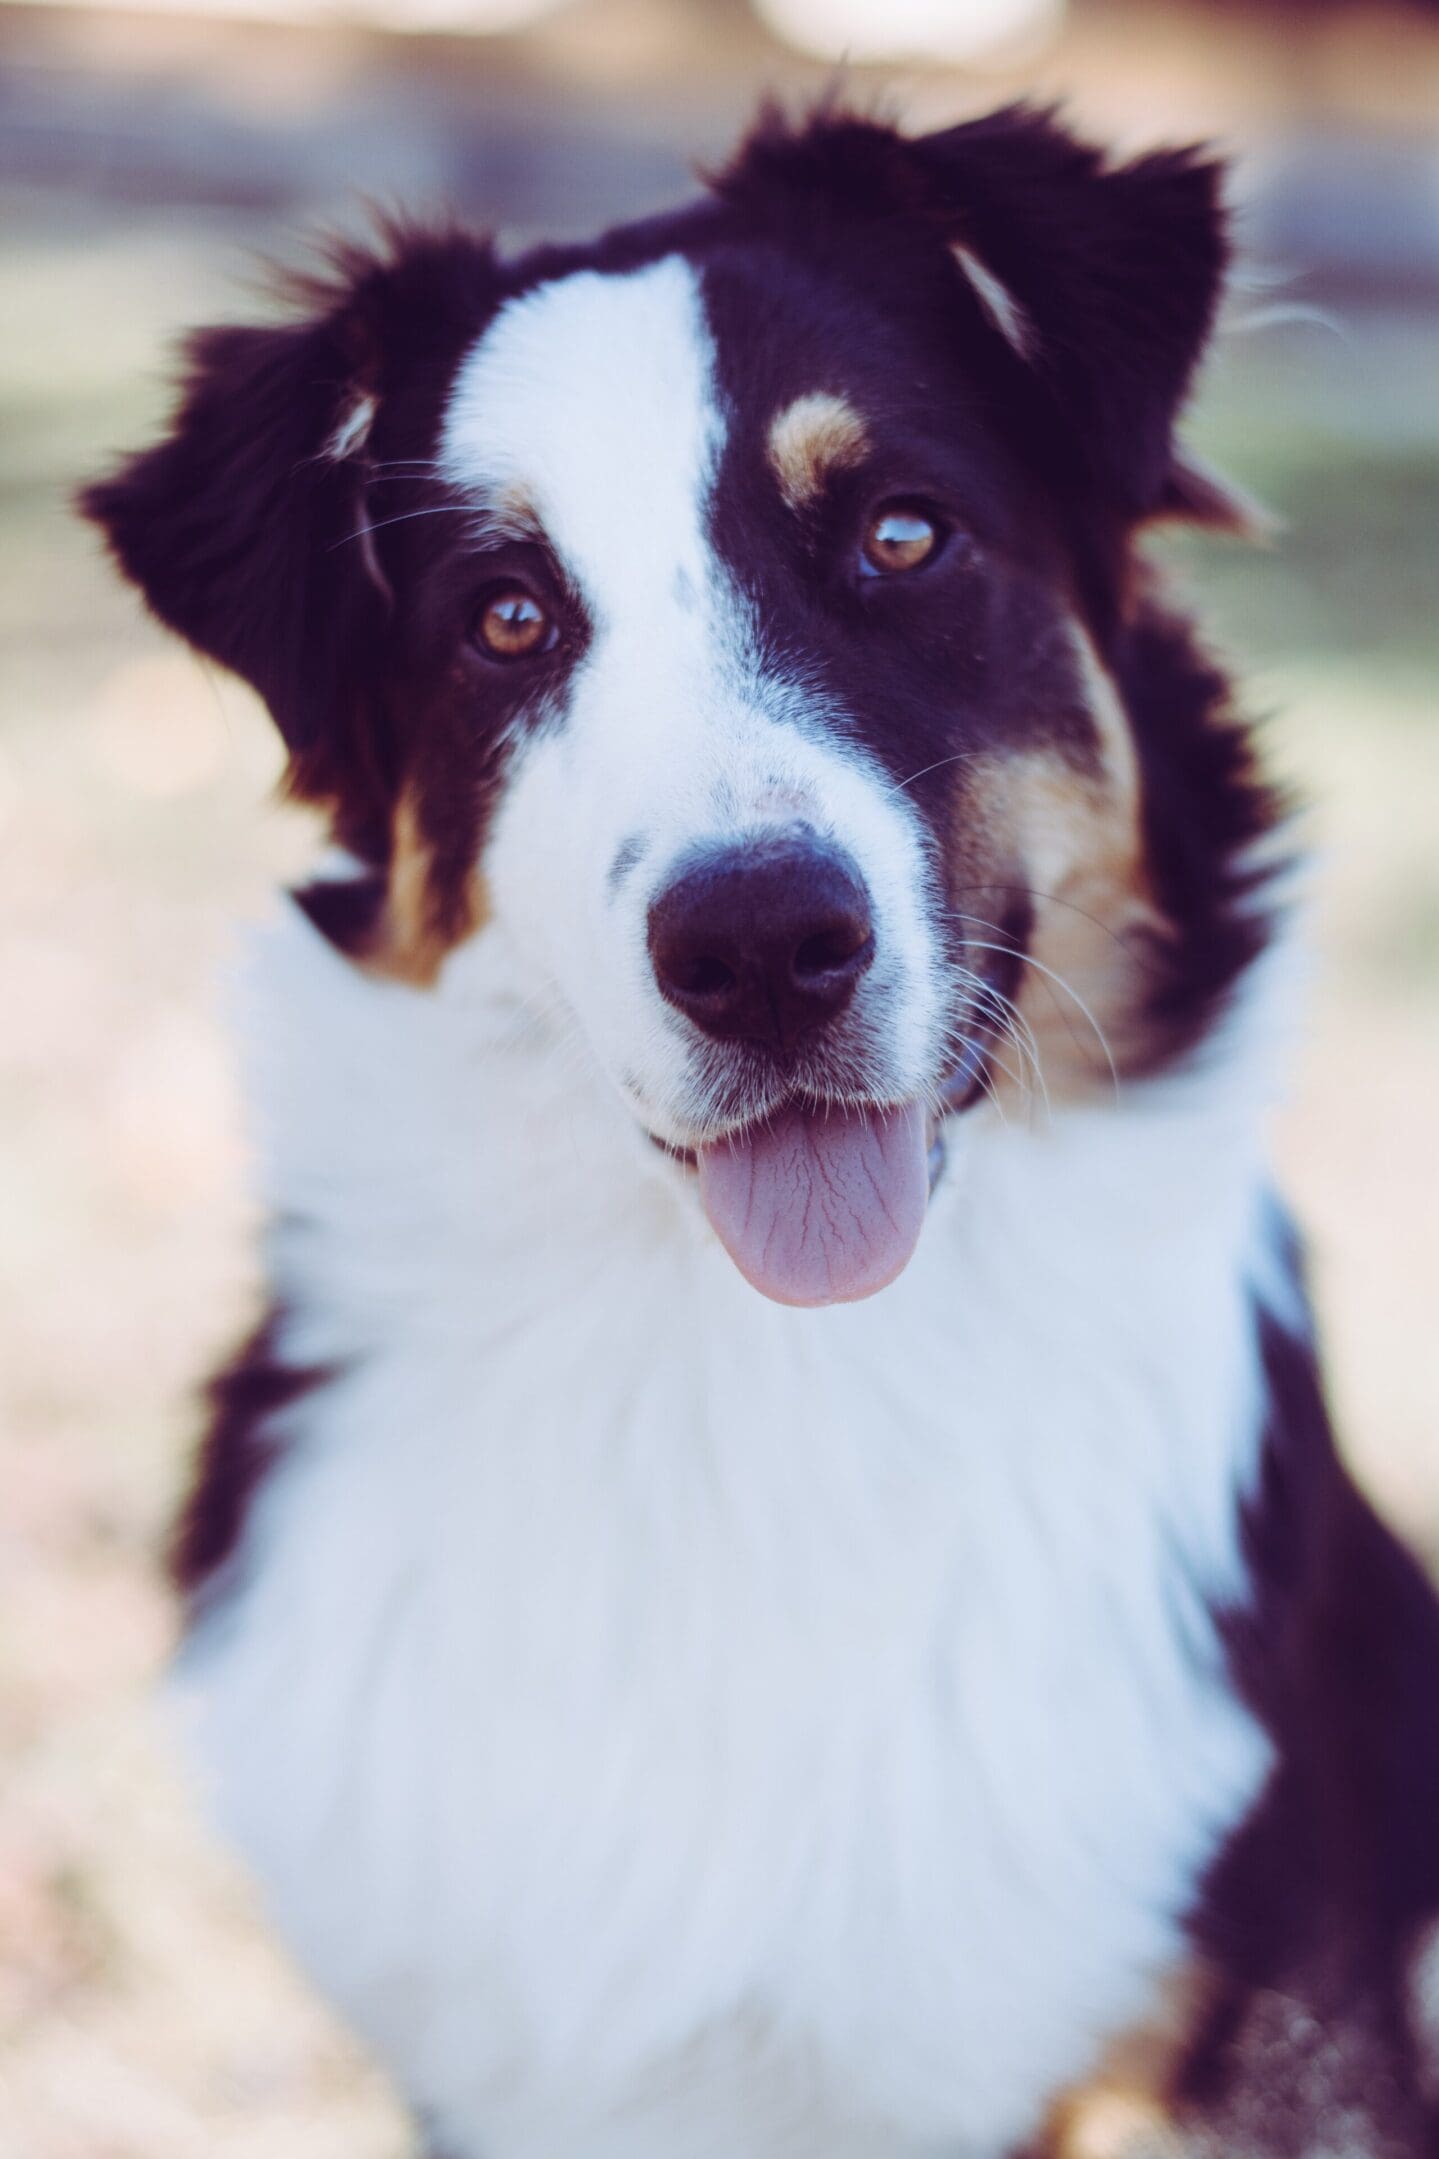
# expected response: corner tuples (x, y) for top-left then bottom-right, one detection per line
(643, 832), (985, 1308)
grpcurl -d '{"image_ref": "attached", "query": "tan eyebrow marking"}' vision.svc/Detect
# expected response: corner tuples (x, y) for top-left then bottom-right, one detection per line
(767, 393), (869, 512)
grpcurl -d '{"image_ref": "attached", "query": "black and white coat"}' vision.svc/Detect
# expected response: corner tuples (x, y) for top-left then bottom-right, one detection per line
(85, 106), (1439, 2159)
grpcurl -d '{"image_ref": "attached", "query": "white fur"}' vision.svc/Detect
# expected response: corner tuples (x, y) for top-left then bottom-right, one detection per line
(170, 259), (1286, 2158)
(170, 903), (1285, 2159)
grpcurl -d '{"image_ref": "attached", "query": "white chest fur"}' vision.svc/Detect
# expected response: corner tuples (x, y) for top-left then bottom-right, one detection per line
(171, 908), (1280, 2159)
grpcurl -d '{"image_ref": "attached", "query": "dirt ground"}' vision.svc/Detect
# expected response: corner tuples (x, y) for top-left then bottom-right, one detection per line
(1, 33), (1437, 2153)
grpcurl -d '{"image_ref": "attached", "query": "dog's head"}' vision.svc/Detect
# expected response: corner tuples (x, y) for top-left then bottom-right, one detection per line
(84, 105), (1272, 1308)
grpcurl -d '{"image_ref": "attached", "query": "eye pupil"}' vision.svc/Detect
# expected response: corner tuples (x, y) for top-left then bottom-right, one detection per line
(475, 587), (552, 659)
(862, 508), (939, 575)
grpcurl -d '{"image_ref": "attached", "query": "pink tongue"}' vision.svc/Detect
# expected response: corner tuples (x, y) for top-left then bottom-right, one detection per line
(697, 1101), (930, 1308)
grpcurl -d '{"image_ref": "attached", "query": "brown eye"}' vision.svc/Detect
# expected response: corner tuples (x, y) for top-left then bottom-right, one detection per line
(473, 586), (555, 661)
(861, 506), (941, 577)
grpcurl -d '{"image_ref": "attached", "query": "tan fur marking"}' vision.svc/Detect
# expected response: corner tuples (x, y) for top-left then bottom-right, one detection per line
(364, 787), (489, 987)
(955, 620), (1163, 1105)
(767, 393), (869, 512)
(1033, 1965), (1211, 2159)
(1048, 2089), (1183, 2159)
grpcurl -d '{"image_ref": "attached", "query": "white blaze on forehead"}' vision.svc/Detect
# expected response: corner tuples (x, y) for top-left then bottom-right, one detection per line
(440, 256), (720, 621)
(436, 251), (947, 1122)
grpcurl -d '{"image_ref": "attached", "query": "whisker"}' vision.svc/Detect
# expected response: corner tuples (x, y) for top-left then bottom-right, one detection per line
(949, 883), (1157, 976)
(956, 984), (1032, 1094)
(879, 750), (987, 799)
(956, 978), (1049, 1126)
(979, 986), (1048, 1110)
(959, 1021), (1033, 1114)
(965, 1056), (1009, 1127)
(949, 907), (1104, 1066)
(944, 964), (1041, 1123)
(978, 1000), (1050, 1125)
(960, 966), (1046, 1075)
(330, 503), (472, 552)
(949, 927), (1120, 1099)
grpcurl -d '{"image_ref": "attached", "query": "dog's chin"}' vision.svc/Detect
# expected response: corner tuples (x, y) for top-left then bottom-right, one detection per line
(644, 1050), (984, 1310)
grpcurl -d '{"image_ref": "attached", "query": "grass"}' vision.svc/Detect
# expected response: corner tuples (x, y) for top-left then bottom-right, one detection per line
(1, 188), (1436, 2157)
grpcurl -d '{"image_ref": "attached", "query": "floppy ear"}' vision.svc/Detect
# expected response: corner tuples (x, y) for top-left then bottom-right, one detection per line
(721, 104), (1229, 524)
(1148, 448), (1276, 542)
(81, 303), (388, 807)
(912, 105), (1229, 519)
(79, 230), (495, 825)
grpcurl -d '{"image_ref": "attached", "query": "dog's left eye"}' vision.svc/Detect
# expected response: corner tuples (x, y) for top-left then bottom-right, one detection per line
(470, 586), (557, 662)
(860, 506), (942, 577)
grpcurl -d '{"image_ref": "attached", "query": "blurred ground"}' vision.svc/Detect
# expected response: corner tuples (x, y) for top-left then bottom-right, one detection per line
(0, 3), (1436, 2152)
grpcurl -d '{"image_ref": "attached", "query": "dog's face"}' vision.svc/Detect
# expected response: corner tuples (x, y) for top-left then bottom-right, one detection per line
(85, 109), (1263, 1306)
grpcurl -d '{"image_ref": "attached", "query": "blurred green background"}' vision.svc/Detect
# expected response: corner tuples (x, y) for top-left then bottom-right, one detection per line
(0, 1), (1436, 2151)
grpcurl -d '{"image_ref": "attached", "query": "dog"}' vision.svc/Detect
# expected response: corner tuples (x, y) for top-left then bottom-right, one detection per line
(83, 102), (1439, 2159)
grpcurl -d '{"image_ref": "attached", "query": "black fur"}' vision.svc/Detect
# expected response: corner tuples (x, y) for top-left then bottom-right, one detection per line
(1177, 1235), (1439, 2148)
(1116, 594), (1288, 1064)
(715, 104), (1227, 529)
(291, 871), (388, 960)
(82, 229), (502, 860)
(172, 1308), (325, 1602)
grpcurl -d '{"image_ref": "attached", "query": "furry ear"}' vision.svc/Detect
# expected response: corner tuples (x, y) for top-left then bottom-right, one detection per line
(1148, 448), (1277, 541)
(914, 106), (1229, 518)
(81, 307), (385, 804)
(719, 104), (1229, 523)
(79, 229), (495, 811)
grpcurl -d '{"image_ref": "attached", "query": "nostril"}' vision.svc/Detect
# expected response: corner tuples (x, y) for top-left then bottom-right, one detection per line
(672, 953), (736, 999)
(793, 924), (873, 980)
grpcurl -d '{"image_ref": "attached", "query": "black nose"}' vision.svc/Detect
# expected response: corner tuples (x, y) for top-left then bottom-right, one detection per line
(648, 834), (875, 1050)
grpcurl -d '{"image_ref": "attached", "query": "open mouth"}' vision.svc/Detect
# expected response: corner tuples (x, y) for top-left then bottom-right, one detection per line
(651, 1047), (986, 1310)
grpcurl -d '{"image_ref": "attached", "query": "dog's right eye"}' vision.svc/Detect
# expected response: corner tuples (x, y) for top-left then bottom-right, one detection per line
(470, 586), (557, 662)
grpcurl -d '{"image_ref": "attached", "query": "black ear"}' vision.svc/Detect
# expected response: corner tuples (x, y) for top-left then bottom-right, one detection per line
(720, 104), (1229, 523)
(81, 307), (385, 802)
(1148, 448), (1276, 541)
(912, 106), (1228, 518)
(79, 230), (495, 812)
